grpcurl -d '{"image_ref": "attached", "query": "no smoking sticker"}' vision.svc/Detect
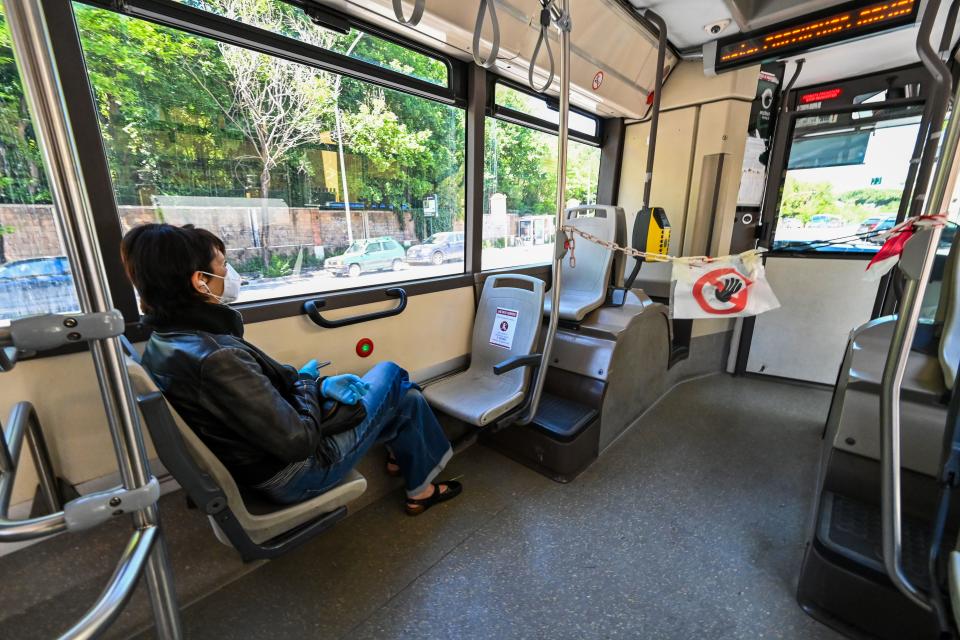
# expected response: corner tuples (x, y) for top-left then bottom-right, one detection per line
(489, 308), (519, 350)
(692, 268), (752, 315)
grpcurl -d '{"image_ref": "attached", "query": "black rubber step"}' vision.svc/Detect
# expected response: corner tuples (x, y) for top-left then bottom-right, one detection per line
(817, 491), (932, 589)
(531, 392), (598, 442)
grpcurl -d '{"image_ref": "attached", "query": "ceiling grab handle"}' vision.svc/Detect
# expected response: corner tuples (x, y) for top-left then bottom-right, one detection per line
(528, 0), (555, 93)
(517, 0), (570, 425)
(880, 0), (957, 612)
(624, 8), (666, 291)
(473, 0), (501, 69)
(392, 0), (425, 26)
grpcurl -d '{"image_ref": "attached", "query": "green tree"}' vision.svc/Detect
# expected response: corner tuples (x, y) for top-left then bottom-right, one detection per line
(840, 187), (902, 210)
(780, 177), (837, 223)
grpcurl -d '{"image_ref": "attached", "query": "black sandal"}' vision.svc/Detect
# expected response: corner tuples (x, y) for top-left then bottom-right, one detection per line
(405, 480), (462, 516)
(386, 453), (401, 478)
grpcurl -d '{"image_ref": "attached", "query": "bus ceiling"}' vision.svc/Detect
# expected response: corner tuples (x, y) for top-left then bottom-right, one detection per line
(299, 0), (958, 122)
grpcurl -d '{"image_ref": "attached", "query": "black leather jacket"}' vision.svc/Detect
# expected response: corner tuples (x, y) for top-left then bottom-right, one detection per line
(142, 303), (338, 486)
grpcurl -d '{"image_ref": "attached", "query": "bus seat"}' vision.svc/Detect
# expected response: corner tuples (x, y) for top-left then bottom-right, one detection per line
(938, 225), (960, 388)
(544, 206), (624, 322)
(424, 274), (545, 426)
(125, 358), (366, 561)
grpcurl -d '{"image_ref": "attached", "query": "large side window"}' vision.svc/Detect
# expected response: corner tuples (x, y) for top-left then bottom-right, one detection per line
(0, 6), (80, 322)
(72, 2), (465, 304)
(482, 83), (601, 271)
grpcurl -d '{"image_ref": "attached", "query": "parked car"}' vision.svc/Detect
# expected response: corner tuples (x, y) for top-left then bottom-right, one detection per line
(856, 216), (885, 234)
(405, 232), (465, 265)
(807, 214), (843, 228)
(0, 256), (78, 320)
(778, 216), (803, 229)
(866, 215), (898, 244)
(323, 237), (406, 277)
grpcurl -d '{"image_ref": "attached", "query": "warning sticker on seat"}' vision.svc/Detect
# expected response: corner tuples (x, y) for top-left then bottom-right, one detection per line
(489, 308), (519, 350)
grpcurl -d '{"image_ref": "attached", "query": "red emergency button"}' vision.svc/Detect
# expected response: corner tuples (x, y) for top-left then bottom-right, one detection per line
(356, 338), (374, 358)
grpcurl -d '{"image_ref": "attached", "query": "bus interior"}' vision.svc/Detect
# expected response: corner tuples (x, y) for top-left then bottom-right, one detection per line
(2, 0), (960, 638)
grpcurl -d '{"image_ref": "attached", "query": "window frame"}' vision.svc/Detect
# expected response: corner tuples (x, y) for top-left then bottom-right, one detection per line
(22, 0), (622, 342)
(487, 76), (603, 147)
(758, 64), (929, 260)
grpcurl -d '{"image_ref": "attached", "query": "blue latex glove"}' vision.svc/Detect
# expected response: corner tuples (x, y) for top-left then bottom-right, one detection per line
(298, 359), (320, 379)
(321, 374), (371, 405)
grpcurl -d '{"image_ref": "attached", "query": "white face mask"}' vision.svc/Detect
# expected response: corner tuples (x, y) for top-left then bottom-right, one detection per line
(199, 263), (241, 304)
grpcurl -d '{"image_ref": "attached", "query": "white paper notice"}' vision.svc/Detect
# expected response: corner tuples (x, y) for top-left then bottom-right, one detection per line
(489, 308), (519, 350)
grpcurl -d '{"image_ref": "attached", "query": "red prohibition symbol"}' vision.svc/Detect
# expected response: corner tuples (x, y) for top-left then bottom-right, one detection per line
(692, 268), (752, 315)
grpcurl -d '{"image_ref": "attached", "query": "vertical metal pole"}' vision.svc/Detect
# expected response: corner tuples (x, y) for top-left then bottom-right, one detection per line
(880, 0), (957, 611)
(2, 1), (182, 637)
(520, 0), (570, 424)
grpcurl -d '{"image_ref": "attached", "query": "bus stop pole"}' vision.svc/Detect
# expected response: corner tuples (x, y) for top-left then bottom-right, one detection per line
(2, 1), (182, 637)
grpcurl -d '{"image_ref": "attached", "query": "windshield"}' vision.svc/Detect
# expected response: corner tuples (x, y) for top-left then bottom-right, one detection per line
(423, 233), (448, 244)
(344, 242), (365, 254)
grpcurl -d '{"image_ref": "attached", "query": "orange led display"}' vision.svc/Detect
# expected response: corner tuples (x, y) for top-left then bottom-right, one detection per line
(716, 0), (916, 69)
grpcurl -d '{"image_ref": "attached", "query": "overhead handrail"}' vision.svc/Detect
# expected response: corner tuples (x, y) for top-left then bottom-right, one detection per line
(623, 8), (666, 291)
(2, 0), (182, 636)
(527, 0), (555, 93)
(518, 0), (570, 425)
(879, 0), (958, 612)
(303, 287), (407, 328)
(392, 0), (425, 26)
(472, 0), (501, 69)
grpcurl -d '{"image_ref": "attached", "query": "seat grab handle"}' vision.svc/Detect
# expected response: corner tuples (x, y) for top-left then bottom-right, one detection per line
(493, 354), (542, 376)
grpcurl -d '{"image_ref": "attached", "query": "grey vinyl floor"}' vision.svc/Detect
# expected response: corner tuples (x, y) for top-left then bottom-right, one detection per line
(1, 373), (846, 640)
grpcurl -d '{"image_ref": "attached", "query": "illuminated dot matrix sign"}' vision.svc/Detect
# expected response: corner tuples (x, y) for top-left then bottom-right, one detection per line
(717, 0), (915, 68)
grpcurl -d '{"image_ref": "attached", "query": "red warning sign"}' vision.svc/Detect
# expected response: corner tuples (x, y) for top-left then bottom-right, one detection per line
(692, 268), (752, 315)
(592, 71), (604, 91)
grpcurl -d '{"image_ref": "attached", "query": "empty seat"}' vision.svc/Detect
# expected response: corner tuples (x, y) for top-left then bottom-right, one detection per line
(126, 357), (366, 561)
(544, 205), (625, 322)
(425, 274), (545, 426)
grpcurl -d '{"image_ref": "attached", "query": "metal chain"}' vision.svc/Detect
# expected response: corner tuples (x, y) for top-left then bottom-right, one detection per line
(561, 214), (947, 269)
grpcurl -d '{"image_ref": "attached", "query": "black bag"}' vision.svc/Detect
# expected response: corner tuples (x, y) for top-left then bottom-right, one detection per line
(319, 399), (366, 437)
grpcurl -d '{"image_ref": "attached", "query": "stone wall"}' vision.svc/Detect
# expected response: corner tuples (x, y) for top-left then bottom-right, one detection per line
(0, 204), (419, 264)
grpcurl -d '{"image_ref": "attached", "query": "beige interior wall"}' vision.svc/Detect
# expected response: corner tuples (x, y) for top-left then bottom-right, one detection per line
(0, 286), (475, 506)
(618, 61), (759, 337)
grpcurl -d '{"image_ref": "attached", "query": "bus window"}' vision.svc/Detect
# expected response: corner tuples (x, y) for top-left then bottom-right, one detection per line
(772, 105), (923, 253)
(0, 6), (81, 322)
(481, 118), (600, 271)
(72, 3), (465, 305)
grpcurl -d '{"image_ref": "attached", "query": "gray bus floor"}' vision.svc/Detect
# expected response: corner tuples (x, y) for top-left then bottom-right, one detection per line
(0, 373), (844, 640)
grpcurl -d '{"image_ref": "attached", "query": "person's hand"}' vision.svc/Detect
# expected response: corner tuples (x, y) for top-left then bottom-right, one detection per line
(321, 374), (370, 405)
(299, 359), (320, 379)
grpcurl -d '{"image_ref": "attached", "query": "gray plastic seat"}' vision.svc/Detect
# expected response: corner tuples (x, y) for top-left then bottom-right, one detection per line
(544, 205), (625, 322)
(425, 274), (545, 426)
(126, 358), (366, 558)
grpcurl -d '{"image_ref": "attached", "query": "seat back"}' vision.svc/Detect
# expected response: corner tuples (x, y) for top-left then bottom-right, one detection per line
(938, 227), (960, 388)
(544, 205), (622, 321)
(468, 274), (545, 386)
(125, 357), (365, 556)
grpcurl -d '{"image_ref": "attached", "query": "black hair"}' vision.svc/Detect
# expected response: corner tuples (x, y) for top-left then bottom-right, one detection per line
(120, 223), (225, 320)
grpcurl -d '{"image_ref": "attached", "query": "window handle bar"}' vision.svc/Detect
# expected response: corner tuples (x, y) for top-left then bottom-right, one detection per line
(303, 287), (407, 328)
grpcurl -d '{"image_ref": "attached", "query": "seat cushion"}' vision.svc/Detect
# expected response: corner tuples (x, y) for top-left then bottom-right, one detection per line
(848, 322), (947, 404)
(544, 288), (605, 323)
(424, 370), (525, 426)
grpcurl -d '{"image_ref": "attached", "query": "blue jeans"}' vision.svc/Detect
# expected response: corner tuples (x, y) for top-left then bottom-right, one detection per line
(257, 362), (452, 504)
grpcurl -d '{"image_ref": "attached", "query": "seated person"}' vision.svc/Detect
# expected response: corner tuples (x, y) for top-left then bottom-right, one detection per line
(121, 223), (461, 515)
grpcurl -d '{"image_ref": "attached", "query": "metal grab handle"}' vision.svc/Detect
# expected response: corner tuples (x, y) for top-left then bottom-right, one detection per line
(517, 0), (570, 425)
(0, 402), (67, 542)
(303, 287), (407, 328)
(60, 526), (158, 640)
(880, 0), (959, 612)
